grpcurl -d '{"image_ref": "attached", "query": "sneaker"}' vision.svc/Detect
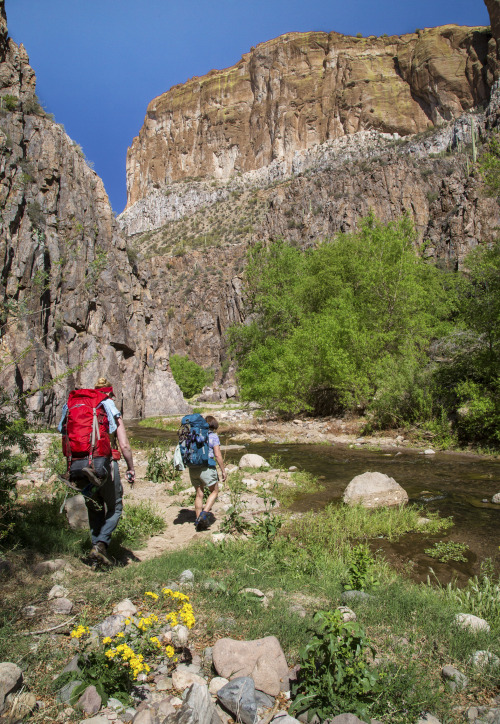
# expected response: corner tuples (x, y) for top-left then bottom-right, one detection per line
(82, 467), (105, 488)
(195, 511), (209, 531)
(89, 541), (113, 566)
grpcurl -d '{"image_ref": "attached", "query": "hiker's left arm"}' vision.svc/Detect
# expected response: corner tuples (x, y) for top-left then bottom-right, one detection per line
(116, 417), (135, 479)
(213, 445), (227, 481)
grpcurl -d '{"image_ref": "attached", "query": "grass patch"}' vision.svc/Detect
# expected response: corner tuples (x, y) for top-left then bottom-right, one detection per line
(286, 503), (452, 558)
(114, 500), (166, 548)
(274, 470), (325, 506)
(138, 417), (179, 432)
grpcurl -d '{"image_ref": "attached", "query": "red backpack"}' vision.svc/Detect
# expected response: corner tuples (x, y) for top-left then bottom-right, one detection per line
(61, 389), (112, 464)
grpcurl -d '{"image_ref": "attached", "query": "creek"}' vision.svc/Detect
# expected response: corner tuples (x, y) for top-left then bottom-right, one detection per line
(129, 424), (500, 586)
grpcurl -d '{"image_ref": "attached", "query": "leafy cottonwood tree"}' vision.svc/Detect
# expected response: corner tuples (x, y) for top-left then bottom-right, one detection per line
(229, 214), (454, 416)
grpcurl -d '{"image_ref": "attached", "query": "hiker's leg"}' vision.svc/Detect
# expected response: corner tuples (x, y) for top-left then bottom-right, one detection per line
(85, 489), (106, 546)
(199, 468), (219, 512)
(203, 482), (219, 513)
(95, 460), (123, 546)
(194, 485), (205, 519)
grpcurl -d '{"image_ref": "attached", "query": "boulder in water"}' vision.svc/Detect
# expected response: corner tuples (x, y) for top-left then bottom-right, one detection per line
(343, 471), (408, 508)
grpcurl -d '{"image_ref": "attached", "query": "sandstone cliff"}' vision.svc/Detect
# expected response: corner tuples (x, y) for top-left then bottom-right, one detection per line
(0, 0), (187, 422)
(125, 24), (490, 211)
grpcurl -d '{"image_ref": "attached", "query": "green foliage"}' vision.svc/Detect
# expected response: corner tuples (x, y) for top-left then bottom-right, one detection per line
(289, 609), (380, 721)
(251, 493), (282, 548)
(170, 354), (213, 398)
(229, 214), (453, 416)
(479, 131), (500, 199)
(2, 94), (18, 111)
(45, 436), (67, 477)
(115, 501), (165, 547)
(146, 445), (180, 484)
(343, 543), (379, 591)
(0, 391), (36, 539)
(424, 540), (469, 562)
(446, 562), (500, 628)
(219, 470), (249, 534)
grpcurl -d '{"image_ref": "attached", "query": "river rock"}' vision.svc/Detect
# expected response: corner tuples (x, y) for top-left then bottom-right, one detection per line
(113, 599), (137, 617)
(469, 650), (500, 668)
(343, 472), (408, 508)
(64, 495), (89, 530)
(77, 685), (102, 715)
(5, 691), (37, 720)
(0, 663), (23, 713)
(50, 597), (73, 614)
(442, 665), (468, 691)
(171, 665), (206, 691)
(455, 613), (491, 633)
(217, 677), (257, 724)
(238, 454), (269, 469)
(213, 636), (288, 696)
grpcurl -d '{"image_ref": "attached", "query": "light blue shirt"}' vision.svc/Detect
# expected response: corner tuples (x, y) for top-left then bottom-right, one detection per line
(57, 397), (121, 433)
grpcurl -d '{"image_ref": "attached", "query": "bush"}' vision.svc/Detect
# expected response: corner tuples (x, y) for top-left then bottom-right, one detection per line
(0, 390), (36, 539)
(170, 354), (213, 398)
(290, 610), (380, 721)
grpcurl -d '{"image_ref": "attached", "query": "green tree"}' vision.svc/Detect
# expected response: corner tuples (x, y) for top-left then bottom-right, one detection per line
(230, 214), (453, 416)
(169, 354), (213, 399)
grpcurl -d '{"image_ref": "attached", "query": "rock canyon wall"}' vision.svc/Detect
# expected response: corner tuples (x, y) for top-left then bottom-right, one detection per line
(2, 2), (500, 419)
(0, 0), (188, 421)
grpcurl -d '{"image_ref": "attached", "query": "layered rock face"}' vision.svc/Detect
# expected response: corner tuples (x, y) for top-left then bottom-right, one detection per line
(125, 25), (490, 210)
(0, 0), (187, 421)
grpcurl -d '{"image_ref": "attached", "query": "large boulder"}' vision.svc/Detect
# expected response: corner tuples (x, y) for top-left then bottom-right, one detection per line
(213, 636), (288, 696)
(238, 454), (269, 469)
(343, 472), (408, 508)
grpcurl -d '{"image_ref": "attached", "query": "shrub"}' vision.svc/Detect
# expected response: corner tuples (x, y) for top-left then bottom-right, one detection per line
(170, 354), (213, 398)
(146, 445), (180, 485)
(290, 610), (380, 721)
(2, 94), (18, 111)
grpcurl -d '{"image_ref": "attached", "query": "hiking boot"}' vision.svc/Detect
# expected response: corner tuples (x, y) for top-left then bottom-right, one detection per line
(195, 511), (209, 531)
(89, 541), (113, 566)
(82, 466), (105, 488)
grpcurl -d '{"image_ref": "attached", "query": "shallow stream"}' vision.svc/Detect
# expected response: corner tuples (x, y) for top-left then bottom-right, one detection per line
(129, 424), (500, 585)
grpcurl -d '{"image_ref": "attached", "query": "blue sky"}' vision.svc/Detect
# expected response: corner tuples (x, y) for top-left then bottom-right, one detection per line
(7, 0), (490, 215)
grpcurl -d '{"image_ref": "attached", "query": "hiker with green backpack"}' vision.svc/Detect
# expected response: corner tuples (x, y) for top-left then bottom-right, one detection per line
(177, 414), (227, 531)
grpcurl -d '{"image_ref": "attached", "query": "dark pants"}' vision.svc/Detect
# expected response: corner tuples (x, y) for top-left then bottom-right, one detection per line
(69, 457), (123, 546)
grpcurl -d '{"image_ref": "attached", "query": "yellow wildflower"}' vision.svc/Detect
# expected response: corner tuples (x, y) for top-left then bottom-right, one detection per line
(145, 591), (159, 600)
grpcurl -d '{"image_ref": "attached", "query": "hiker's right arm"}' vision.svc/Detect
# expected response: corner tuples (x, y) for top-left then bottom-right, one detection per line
(116, 417), (135, 480)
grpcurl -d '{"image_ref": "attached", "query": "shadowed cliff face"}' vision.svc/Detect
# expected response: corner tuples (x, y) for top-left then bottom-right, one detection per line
(0, 0), (188, 421)
(126, 25), (491, 208)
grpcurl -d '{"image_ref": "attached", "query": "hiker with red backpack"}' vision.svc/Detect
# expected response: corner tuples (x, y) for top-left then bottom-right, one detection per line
(58, 377), (135, 565)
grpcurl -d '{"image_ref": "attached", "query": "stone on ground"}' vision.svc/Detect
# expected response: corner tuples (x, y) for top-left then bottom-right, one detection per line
(213, 636), (288, 696)
(77, 685), (101, 715)
(0, 663), (23, 713)
(217, 677), (257, 724)
(455, 613), (490, 633)
(343, 471), (408, 508)
(64, 495), (88, 529)
(238, 454), (269, 469)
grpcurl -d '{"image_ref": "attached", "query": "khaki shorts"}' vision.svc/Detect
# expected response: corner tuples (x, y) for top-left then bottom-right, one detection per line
(189, 466), (218, 489)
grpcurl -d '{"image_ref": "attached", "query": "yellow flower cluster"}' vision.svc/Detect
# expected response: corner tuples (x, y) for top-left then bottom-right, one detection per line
(105, 642), (151, 679)
(137, 613), (159, 632)
(165, 645), (176, 659)
(70, 625), (89, 639)
(149, 636), (162, 649)
(145, 591), (159, 600)
(162, 588), (196, 629)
